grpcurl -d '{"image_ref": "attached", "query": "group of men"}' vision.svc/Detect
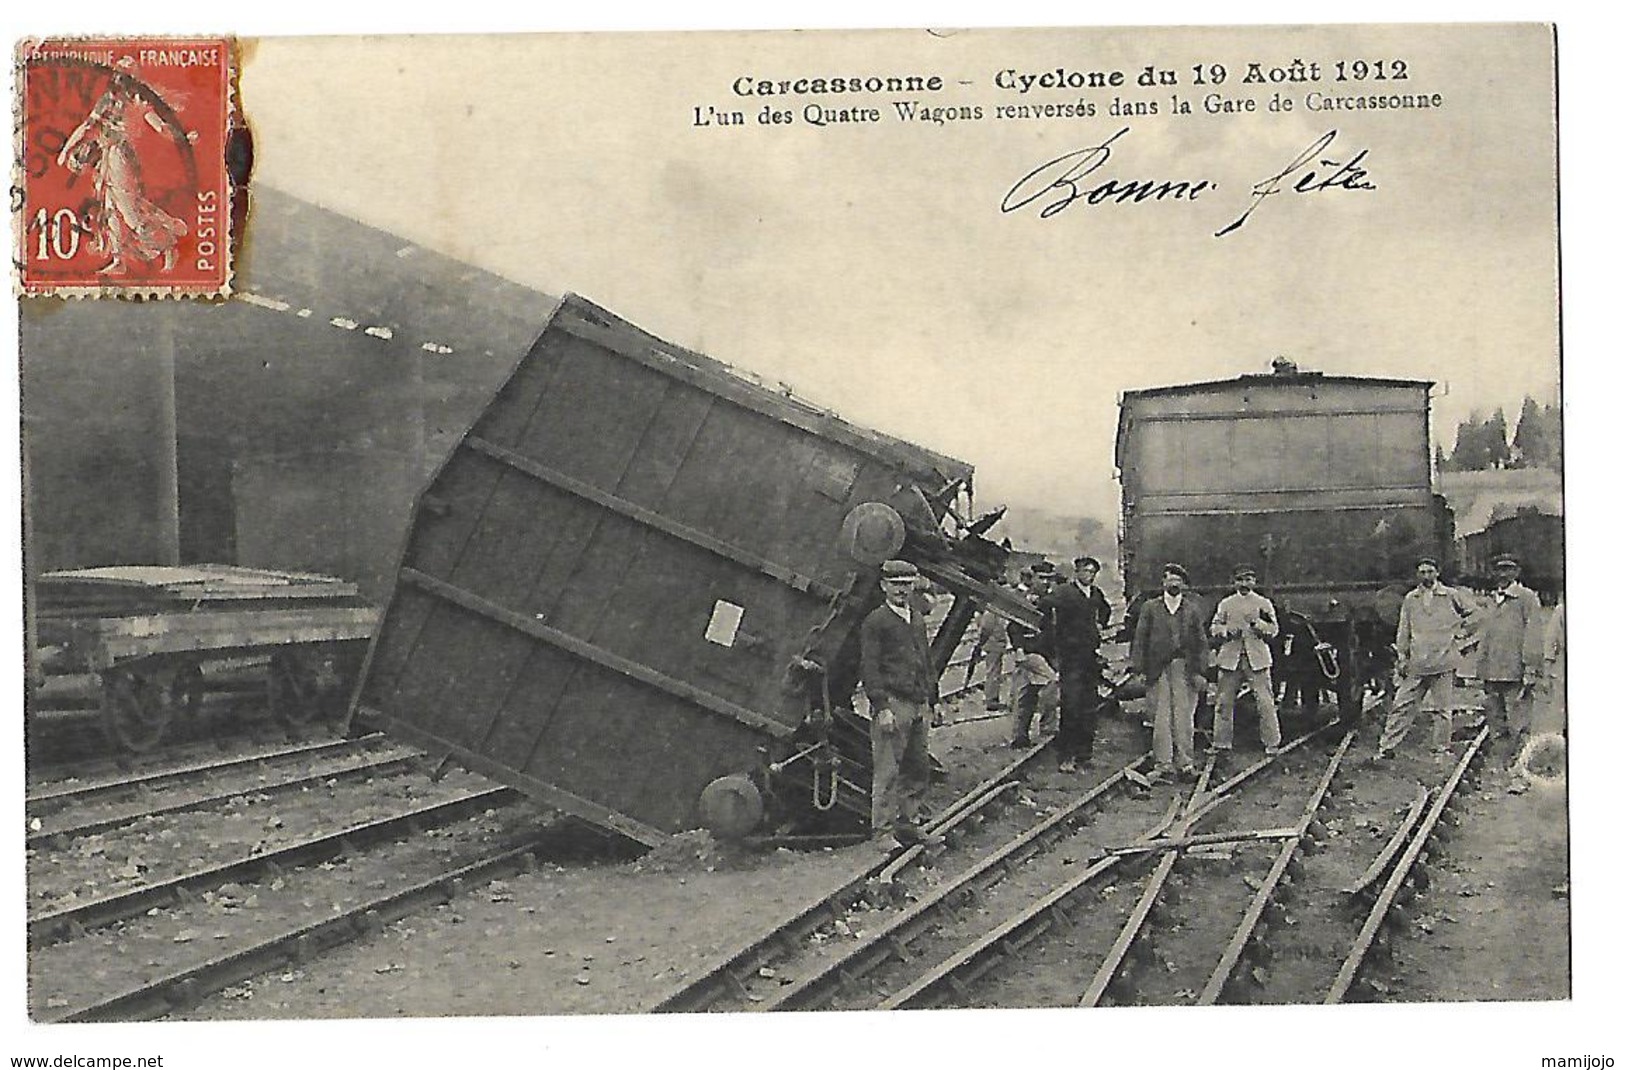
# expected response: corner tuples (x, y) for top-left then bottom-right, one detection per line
(857, 549), (1557, 845)
(1376, 552), (1552, 782)
(1128, 561), (1287, 783)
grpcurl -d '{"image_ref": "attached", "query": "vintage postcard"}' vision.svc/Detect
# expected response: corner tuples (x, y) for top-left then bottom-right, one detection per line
(7, 13), (1600, 1068)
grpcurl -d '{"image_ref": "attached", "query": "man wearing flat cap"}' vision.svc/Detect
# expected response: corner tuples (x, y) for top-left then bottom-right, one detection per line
(1474, 553), (1543, 772)
(1035, 556), (1114, 771)
(1210, 565), (1283, 758)
(1375, 557), (1474, 762)
(1132, 563), (1208, 780)
(861, 559), (940, 846)
(1008, 562), (1060, 748)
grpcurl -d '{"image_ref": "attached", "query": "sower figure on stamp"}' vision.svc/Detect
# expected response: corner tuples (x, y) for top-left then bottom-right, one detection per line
(1037, 556), (1111, 772)
(1132, 563), (1209, 783)
(1474, 554), (1544, 773)
(1210, 564), (1283, 759)
(860, 559), (943, 847)
(1375, 557), (1474, 763)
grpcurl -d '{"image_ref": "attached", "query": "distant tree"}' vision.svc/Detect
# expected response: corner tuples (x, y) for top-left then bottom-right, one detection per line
(1512, 395), (1553, 468)
(1544, 401), (1564, 470)
(1484, 408), (1511, 469)
(1451, 410), (1491, 470)
(1434, 444), (1450, 473)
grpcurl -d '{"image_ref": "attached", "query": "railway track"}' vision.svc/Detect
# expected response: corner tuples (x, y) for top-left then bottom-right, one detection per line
(27, 733), (382, 810)
(29, 787), (519, 949)
(1074, 730), (1357, 1008)
(27, 740), (425, 847)
(652, 723), (1338, 1014)
(38, 814), (626, 1023)
(848, 733), (1335, 1012)
(647, 741), (1058, 1012)
(1325, 725), (1491, 1003)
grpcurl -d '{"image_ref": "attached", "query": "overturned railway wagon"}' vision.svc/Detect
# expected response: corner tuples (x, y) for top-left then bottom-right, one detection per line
(1116, 364), (1454, 720)
(353, 295), (1027, 847)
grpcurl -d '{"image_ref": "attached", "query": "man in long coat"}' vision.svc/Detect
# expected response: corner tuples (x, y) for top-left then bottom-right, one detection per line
(1474, 554), (1544, 769)
(1037, 556), (1111, 771)
(1376, 556), (1474, 760)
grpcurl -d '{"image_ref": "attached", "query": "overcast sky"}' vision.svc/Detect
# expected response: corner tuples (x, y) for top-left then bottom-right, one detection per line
(238, 25), (1557, 520)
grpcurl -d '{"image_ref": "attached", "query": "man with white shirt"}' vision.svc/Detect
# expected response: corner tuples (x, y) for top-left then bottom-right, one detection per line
(860, 559), (941, 846)
(1210, 565), (1283, 758)
(1375, 557), (1474, 761)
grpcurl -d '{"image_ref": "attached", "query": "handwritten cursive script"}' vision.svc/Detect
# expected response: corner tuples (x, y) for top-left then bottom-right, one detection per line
(999, 127), (1213, 218)
(1215, 129), (1377, 237)
(1000, 127), (1379, 236)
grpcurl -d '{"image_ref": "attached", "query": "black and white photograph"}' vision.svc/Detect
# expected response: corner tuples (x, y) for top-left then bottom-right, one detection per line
(6, 7), (1612, 1068)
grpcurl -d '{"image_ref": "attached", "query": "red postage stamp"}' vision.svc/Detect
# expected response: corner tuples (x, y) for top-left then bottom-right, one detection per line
(15, 37), (238, 297)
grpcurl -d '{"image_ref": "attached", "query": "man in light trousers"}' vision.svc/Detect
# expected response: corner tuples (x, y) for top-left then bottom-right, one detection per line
(1132, 563), (1208, 782)
(1376, 557), (1474, 761)
(1475, 554), (1544, 772)
(1210, 564), (1283, 757)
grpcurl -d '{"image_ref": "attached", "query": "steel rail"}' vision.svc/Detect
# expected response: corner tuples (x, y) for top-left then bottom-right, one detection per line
(27, 735), (385, 810)
(45, 834), (557, 1023)
(1341, 786), (1431, 898)
(879, 730), (1331, 1012)
(879, 797), (1185, 1011)
(646, 743), (1052, 1013)
(761, 759), (1148, 1012)
(1324, 726), (1490, 1003)
(28, 751), (423, 847)
(1197, 729), (1356, 1005)
(28, 787), (518, 949)
(1077, 757), (1218, 1007)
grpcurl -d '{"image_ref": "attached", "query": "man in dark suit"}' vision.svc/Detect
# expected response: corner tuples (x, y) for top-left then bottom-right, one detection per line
(860, 559), (941, 846)
(1037, 556), (1113, 771)
(1131, 563), (1209, 782)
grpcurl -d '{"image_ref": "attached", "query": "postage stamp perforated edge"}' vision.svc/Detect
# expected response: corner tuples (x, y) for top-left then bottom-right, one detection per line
(12, 34), (241, 300)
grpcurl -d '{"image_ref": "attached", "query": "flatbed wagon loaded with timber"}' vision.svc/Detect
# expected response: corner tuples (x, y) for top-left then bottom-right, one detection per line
(351, 294), (1031, 849)
(31, 565), (378, 752)
(1115, 361), (1454, 724)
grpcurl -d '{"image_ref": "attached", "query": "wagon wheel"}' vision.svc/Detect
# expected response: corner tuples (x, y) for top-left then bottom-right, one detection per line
(172, 661), (206, 718)
(100, 665), (181, 754)
(267, 647), (348, 729)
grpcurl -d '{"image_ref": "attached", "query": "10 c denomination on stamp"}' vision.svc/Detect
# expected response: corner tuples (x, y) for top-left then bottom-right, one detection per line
(15, 36), (236, 297)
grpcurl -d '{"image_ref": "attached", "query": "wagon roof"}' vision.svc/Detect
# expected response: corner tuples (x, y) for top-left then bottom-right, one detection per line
(1121, 370), (1435, 402)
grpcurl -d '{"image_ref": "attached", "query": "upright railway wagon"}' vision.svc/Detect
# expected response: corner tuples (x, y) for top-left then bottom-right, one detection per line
(352, 295), (1029, 848)
(1460, 510), (1565, 602)
(1115, 363), (1454, 721)
(30, 565), (377, 752)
